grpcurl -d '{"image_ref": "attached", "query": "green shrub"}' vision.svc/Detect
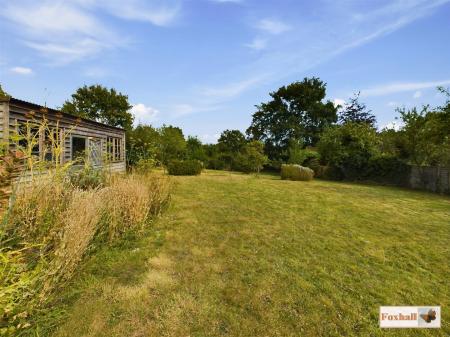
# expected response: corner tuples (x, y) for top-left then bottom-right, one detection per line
(134, 158), (157, 174)
(304, 156), (320, 174)
(365, 155), (410, 185)
(167, 159), (202, 176)
(280, 164), (314, 181)
(318, 123), (380, 180)
(68, 164), (106, 190)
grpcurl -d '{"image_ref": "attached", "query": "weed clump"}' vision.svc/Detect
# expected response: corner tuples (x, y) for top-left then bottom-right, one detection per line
(0, 172), (170, 335)
(280, 164), (314, 181)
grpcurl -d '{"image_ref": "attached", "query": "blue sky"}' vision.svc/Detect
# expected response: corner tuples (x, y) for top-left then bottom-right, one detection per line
(1, 0), (449, 142)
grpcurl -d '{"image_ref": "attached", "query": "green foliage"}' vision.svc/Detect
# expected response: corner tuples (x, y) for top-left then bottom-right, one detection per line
(318, 123), (380, 180)
(286, 138), (320, 169)
(247, 77), (338, 160)
(217, 130), (247, 169)
(365, 155), (410, 185)
(158, 125), (186, 165)
(280, 164), (314, 181)
(127, 124), (160, 166)
(186, 136), (207, 163)
(286, 138), (304, 164)
(167, 159), (203, 176)
(61, 85), (133, 130)
(202, 143), (226, 170)
(68, 164), (106, 190)
(233, 141), (268, 173)
(134, 158), (157, 174)
(0, 84), (11, 99)
(397, 98), (450, 166)
(339, 92), (376, 127)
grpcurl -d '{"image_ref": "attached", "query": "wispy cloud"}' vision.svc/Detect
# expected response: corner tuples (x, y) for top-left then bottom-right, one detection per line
(10, 66), (33, 75)
(256, 19), (291, 35)
(217, 0), (449, 117)
(90, 0), (181, 26)
(0, 0), (181, 64)
(245, 38), (267, 51)
(413, 90), (422, 98)
(169, 103), (221, 118)
(201, 76), (268, 100)
(361, 80), (450, 97)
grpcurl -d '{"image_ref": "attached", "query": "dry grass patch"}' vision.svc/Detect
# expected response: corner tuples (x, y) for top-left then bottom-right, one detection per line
(0, 172), (170, 335)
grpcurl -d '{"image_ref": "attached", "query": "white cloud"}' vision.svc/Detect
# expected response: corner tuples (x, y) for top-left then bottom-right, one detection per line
(172, 104), (195, 117)
(93, 0), (181, 26)
(202, 76), (267, 100)
(245, 38), (267, 50)
(130, 103), (159, 125)
(360, 80), (450, 97)
(387, 101), (398, 107)
(170, 103), (221, 118)
(256, 19), (291, 35)
(381, 121), (402, 131)
(10, 66), (33, 75)
(333, 98), (346, 108)
(413, 90), (422, 98)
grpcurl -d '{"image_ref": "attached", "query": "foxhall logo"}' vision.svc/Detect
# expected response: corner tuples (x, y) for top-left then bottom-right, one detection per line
(380, 306), (441, 328)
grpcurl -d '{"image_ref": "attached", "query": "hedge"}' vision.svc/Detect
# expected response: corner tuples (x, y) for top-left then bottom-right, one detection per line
(167, 159), (203, 176)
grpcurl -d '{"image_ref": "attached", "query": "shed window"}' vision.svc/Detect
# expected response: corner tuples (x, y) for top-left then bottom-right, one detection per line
(107, 137), (123, 162)
(72, 136), (86, 161)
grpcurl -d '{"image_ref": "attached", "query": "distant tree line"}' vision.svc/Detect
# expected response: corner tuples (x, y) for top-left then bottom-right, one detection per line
(3, 79), (448, 180)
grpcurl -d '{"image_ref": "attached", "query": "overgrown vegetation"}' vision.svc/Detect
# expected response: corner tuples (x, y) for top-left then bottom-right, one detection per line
(0, 119), (170, 335)
(280, 164), (314, 181)
(167, 159), (203, 176)
(118, 79), (449, 191)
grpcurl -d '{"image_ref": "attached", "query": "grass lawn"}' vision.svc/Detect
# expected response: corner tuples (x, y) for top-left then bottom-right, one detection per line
(43, 171), (449, 337)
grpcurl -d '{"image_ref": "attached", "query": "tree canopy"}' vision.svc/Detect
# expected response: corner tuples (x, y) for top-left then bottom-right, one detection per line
(339, 92), (376, 127)
(246, 77), (337, 159)
(0, 84), (10, 99)
(61, 85), (133, 130)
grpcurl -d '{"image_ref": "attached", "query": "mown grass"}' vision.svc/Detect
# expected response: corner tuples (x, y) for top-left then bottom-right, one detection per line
(44, 171), (449, 336)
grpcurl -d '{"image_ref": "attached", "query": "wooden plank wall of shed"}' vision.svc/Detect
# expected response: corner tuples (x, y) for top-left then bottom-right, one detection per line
(7, 102), (126, 172)
(0, 101), (10, 144)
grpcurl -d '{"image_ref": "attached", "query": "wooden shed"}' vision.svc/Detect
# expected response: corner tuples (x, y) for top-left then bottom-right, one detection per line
(0, 97), (126, 173)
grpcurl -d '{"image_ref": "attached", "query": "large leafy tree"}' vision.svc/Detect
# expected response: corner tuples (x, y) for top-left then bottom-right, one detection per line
(234, 140), (268, 174)
(339, 92), (376, 127)
(398, 99), (450, 167)
(186, 136), (207, 162)
(158, 125), (186, 165)
(318, 123), (380, 179)
(61, 85), (133, 130)
(246, 78), (337, 159)
(126, 124), (160, 166)
(217, 129), (247, 169)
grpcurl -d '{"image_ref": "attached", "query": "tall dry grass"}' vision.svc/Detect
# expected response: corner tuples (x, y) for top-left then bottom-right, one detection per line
(280, 164), (315, 181)
(0, 172), (170, 335)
